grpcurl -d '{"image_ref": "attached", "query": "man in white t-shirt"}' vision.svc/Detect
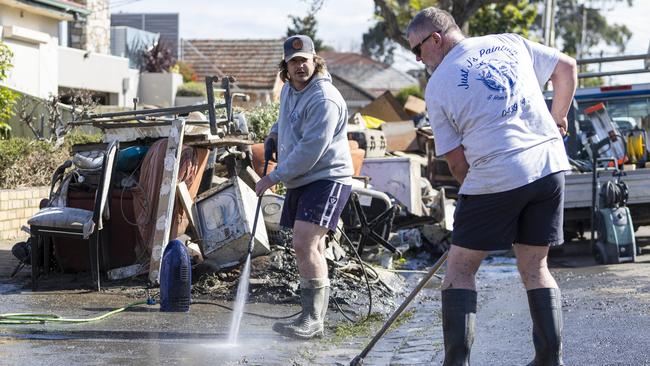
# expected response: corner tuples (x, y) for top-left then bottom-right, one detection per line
(407, 7), (577, 366)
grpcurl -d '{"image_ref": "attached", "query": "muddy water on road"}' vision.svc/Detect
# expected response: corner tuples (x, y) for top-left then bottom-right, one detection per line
(0, 288), (308, 366)
(2, 243), (649, 365)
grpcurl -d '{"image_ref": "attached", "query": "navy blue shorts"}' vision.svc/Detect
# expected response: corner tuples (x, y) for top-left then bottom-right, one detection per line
(452, 171), (565, 251)
(280, 180), (352, 232)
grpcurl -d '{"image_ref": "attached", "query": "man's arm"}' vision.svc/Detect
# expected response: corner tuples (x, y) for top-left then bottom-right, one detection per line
(549, 53), (578, 136)
(444, 145), (469, 185)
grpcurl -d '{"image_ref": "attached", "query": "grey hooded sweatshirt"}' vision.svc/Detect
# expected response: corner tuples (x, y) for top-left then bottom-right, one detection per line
(268, 72), (353, 189)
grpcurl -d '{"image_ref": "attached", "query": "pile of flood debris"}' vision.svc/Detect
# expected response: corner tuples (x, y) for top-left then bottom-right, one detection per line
(190, 221), (448, 316)
(16, 86), (456, 318)
(191, 234), (402, 314)
(180, 91), (457, 315)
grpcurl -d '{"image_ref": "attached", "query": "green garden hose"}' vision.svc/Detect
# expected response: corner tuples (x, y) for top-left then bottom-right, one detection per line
(0, 300), (150, 325)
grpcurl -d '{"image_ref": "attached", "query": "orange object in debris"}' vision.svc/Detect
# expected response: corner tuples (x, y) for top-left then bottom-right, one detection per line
(348, 140), (365, 176)
(251, 143), (277, 178)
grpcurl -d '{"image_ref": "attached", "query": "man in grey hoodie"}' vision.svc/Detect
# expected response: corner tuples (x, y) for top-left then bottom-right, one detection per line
(255, 35), (354, 339)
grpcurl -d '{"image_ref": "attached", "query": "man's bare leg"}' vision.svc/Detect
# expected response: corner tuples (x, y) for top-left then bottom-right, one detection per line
(273, 220), (330, 339)
(293, 220), (329, 278)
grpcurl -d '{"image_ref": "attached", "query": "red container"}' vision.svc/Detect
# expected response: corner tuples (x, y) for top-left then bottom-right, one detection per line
(54, 189), (139, 272)
(250, 143), (277, 178)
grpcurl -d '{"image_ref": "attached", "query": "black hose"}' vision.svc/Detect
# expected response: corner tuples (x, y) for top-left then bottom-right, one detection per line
(600, 180), (628, 208)
(190, 300), (301, 320)
(334, 227), (374, 323)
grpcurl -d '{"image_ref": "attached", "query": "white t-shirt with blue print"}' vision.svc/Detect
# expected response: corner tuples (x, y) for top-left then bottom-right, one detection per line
(426, 33), (571, 195)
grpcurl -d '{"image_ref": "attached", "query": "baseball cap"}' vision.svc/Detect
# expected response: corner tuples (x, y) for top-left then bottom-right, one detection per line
(283, 35), (315, 62)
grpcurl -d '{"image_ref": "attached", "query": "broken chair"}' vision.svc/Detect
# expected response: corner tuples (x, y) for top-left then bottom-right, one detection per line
(28, 140), (119, 291)
(342, 186), (400, 256)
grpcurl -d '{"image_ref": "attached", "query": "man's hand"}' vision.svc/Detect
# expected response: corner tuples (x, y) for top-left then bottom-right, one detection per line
(555, 116), (568, 137)
(264, 133), (278, 162)
(255, 175), (275, 196)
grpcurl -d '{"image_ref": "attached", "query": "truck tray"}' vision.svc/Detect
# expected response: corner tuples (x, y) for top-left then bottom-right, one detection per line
(564, 169), (650, 209)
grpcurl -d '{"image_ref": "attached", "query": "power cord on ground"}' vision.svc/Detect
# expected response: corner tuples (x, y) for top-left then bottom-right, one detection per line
(190, 300), (301, 320)
(333, 227), (374, 323)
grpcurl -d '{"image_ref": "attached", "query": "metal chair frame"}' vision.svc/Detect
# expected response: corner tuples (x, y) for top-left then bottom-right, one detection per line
(29, 140), (119, 291)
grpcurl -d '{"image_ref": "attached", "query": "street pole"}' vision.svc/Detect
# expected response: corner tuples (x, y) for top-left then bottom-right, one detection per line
(543, 0), (556, 48)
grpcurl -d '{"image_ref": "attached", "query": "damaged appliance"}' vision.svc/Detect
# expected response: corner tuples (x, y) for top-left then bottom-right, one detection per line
(194, 176), (270, 267)
(360, 156), (423, 215)
(261, 193), (286, 244)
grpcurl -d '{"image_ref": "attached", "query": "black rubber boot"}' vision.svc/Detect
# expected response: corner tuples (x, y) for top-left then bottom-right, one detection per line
(527, 288), (564, 366)
(442, 289), (477, 366)
(273, 278), (329, 339)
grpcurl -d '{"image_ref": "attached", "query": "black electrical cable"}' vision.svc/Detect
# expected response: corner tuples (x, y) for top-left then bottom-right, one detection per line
(333, 227), (374, 323)
(190, 300), (301, 320)
(148, 288), (301, 320)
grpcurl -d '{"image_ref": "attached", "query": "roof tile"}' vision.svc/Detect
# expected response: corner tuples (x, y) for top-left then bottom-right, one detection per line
(181, 39), (283, 89)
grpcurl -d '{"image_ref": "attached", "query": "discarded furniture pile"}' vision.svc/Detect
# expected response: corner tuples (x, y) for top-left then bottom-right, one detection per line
(20, 79), (455, 303)
(24, 76), (261, 290)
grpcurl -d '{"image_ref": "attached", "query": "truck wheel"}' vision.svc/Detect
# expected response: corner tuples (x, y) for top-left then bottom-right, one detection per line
(593, 241), (608, 265)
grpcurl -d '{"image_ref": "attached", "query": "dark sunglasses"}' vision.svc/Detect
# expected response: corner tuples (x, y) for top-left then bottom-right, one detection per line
(411, 32), (438, 57)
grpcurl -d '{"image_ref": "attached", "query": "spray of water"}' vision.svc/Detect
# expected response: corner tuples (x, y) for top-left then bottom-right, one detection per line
(227, 254), (252, 344)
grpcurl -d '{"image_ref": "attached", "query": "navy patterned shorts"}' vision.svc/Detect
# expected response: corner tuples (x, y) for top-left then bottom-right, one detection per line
(280, 180), (352, 232)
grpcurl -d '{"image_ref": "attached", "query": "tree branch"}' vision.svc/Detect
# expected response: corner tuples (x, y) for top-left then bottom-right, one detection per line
(452, 0), (507, 27)
(375, 0), (410, 50)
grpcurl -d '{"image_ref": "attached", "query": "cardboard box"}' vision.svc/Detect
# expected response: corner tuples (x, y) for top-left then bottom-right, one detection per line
(404, 95), (426, 116)
(358, 91), (410, 122)
(381, 121), (419, 152)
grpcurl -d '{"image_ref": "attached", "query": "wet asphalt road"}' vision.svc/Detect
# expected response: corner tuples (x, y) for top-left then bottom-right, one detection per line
(1, 230), (650, 365)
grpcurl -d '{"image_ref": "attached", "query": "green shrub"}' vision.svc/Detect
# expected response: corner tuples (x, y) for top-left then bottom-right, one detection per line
(176, 82), (206, 97)
(0, 132), (101, 189)
(395, 85), (424, 106)
(0, 41), (18, 128)
(244, 102), (280, 142)
(0, 138), (64, 188)
(64, 130), (102, 146)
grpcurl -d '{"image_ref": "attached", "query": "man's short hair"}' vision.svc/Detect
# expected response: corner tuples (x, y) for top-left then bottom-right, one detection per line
(406, 7), (460, 39)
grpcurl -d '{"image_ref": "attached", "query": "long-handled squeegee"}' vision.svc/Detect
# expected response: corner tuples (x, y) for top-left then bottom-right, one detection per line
(349, 250), (449, 366)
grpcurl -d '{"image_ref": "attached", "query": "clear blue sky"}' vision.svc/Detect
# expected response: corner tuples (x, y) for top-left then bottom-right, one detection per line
(110, 0), (650, 84)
